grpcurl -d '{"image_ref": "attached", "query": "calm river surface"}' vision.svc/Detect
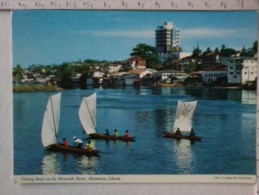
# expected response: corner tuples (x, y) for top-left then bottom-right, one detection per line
(13, 87), (256, 175)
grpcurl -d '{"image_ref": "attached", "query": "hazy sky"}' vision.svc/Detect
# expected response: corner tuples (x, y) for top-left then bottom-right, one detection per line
(12, 10), (257, 67)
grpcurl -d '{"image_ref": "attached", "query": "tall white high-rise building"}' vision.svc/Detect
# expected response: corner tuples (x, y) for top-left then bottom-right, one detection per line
(155, 22), (180, 54)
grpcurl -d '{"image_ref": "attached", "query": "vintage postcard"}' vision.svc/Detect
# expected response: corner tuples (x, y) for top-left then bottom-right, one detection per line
(12, 10), (257, 184)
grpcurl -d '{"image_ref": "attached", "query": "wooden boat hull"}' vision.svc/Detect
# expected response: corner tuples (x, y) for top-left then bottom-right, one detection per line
(163, 132), (202, 141)
(89, 133), (136, 142)
(46, 144), (101, 156)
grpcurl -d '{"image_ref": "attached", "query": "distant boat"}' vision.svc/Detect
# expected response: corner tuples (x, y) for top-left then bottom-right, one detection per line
(41, 93), (100, 156)
(79, 92), (136, 142)
(163, 100), (202, 141)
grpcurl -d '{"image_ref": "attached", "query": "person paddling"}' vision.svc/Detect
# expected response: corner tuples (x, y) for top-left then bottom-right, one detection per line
(86, 140), (93, 150)
(175, 128), (182, 136)
(125, 130), (130, 138)
(190, 128), (196, 137)
(63, 138), (69, 147)
(114, 129), (119, 138)
(105, 129), (110, 136)
(73, 136), (83, 148)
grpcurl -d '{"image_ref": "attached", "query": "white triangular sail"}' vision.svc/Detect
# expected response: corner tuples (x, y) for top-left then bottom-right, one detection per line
(173, 100), (197, 133)
(79, 92), (97, 135)
(41, 93), (61, 147)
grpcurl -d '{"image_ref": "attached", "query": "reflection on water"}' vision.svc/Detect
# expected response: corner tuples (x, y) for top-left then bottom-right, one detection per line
(76, 155), (98, 174)
(173, 140), (194, 174)
(241, 90), (257, 104)
(42, 153), (61, 175)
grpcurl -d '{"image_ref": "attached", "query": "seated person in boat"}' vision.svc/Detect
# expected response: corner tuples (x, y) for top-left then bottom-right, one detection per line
(190, 128), (196, 137)
(114, 129), (119, 137)
(174, 128), (182, 136)
(125, 130), (130, 138)
(63, 138), (69, 147)
(105, 129), (110, 136)
(73, 136), (83, 148)
(86, 140), (93, 150)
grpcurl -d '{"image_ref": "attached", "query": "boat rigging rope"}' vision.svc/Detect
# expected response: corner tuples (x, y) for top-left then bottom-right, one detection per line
(182, 101), (197, 113)
(84, 97), (96, 129)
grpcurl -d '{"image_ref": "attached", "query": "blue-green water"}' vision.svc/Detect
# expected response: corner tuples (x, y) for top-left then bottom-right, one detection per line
(13, 87), (256, 175)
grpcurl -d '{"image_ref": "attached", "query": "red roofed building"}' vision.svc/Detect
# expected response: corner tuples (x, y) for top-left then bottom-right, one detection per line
(201, 65), (228, 85)
(127, 57), (146, 70)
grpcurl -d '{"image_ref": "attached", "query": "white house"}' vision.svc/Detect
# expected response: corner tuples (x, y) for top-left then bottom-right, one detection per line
(153, 69), (187, 83)
(201, 66), (228, 84)
(242, 58), (257, 84)
(124, 69), (156, 85)
(108, 65), (122, 73)
(224, 57), (257, 85)
(224, 57), (243, 84)
(127, 57), (146, 70)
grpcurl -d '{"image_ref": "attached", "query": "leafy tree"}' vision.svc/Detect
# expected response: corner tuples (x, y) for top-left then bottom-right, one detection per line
(13, 64), (25, 80)
(220, 45), (237, 57)
(58, 64), (76, 82)
(214, 48), (220, 54)
(202, 47), (212, 56)
(185, 62), (197, 74)
(253, 41), (257, 53)
(192, 47), (202, 58)
(130, 43), (160, 69)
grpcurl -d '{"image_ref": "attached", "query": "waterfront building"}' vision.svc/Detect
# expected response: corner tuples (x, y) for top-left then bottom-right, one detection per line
(201, 66), (228, 85)
(124, 69), (155, 85)
(153, 69), (187, 84)
(222, 57), (243, 85)
(242, 58), (257, 84)
(222, 57), (257, 85)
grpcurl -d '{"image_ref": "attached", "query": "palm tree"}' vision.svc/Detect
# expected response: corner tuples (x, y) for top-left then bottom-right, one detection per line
(13, 64), (25, 81)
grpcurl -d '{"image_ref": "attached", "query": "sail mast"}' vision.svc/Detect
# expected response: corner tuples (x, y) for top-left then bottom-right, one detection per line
(50, 96), (58, 139)
(84, 98), (96, 129)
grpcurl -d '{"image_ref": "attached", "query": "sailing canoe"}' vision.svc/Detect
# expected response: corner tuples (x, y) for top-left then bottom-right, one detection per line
(89, 133), (136, 142)
(46, 144), (101, 157)
(163, 132), (202, 141)
(79, 93), (136, 142)
(42, 93), (101, 157)
(164, 100), (202, 141)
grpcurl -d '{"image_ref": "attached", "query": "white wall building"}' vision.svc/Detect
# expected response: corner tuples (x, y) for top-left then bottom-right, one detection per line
(153, 69), (187, 83)
(224, 57), (257, 85)
(108, 65), (122, 73)
(242, 58), (257, 84)
(201, 66), (228, 84)
(225, 58), (243, 84)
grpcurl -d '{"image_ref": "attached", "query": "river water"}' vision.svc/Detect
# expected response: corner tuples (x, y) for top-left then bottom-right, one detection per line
(13, 87), (256, 175)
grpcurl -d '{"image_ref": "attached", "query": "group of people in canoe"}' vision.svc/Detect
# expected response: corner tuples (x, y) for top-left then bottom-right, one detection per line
(62, 129), (132, 149)
(104, 129), (131, 138)
(62, 136), (93, 150)
(174, 128), (196, 137)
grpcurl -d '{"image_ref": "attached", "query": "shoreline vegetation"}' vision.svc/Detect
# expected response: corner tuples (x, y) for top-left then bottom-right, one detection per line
(13, 82), (245, 93)
(13, 83), (62, 93)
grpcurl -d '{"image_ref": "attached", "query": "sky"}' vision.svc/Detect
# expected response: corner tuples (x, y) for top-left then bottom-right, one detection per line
(12, 10), (257, 67)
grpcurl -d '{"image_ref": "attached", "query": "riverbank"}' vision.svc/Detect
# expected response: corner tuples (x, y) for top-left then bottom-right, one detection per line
(13, 84), (62, 92)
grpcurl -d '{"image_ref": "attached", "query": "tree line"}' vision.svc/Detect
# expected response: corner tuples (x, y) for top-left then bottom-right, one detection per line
(13, 41), (257, 82)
